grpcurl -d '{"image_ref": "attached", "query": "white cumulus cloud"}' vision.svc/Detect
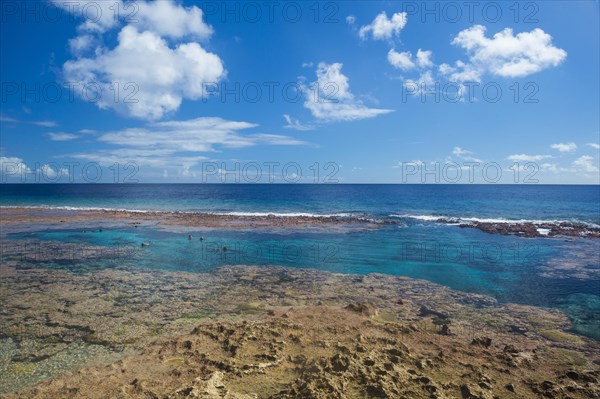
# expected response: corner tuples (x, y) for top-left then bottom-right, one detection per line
(551, 142), (577, 152)
(58, 0), (224, 121)
(303, 63), (393, 122)
(452, 146), (482, 163)
(451, 25), (567, 79)
(387, 49), (415, 71)
(416, 49), (433, 68)
(359, 12), (407, 40)
(572, 156), (599, 173)
(134, 1), (214, 39)
(0, 157), (33, 178)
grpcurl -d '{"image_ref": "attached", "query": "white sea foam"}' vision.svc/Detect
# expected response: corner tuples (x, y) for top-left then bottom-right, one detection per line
(212, 211), (352, 218)
(0, 205), (353, 219)
(390, 213), (600, 228)
(1, 205), (154, 213)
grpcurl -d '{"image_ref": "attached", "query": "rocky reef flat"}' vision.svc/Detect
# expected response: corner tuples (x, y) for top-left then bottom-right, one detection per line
(3, 207), (600, 239)
(1, 259), (599, 398)
(457, 221), (600, 239)
(0, 207), (386, 232)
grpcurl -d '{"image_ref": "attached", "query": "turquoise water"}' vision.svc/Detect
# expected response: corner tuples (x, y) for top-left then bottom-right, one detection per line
(7, 222), (599, 339)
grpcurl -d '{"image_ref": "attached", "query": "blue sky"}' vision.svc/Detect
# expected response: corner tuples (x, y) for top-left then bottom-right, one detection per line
(1, 0), (599, 183)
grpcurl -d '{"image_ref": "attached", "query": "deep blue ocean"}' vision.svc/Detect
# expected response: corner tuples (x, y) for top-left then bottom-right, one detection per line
(2, 184), (600, 224)
(1, 184), (599, 338)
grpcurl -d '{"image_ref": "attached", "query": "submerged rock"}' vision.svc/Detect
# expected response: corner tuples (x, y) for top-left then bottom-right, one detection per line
(344, 303), (378, 317)
(470, 337), (492, 348)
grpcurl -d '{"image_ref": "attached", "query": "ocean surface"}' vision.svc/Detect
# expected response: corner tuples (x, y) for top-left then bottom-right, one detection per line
(1, 184), (599, 339)
(2, 184), (600, 224)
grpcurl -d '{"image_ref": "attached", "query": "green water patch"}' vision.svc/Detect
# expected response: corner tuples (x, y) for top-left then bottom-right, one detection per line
(10, 227), (143, 248)
(555, 293), (600, 341)
(0, 338), (129, 394)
